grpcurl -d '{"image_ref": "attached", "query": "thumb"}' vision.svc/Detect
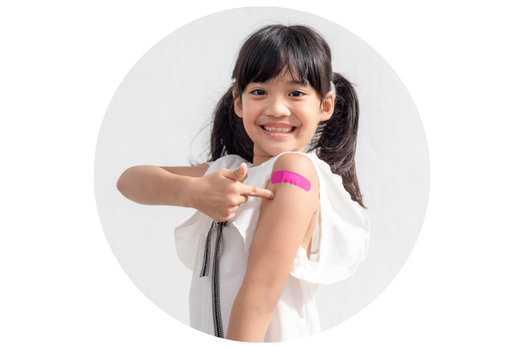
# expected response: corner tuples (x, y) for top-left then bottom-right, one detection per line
(227, 162), (248, 182)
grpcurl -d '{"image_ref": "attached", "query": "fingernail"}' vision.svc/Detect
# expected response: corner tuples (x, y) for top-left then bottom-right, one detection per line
(270, 192), (275, 199)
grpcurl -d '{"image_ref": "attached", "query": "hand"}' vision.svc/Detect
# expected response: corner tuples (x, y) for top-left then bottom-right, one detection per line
(191, 163), (274, 222)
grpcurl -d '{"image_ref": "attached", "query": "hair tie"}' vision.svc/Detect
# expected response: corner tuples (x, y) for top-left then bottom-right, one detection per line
(330, 80), (336, 100)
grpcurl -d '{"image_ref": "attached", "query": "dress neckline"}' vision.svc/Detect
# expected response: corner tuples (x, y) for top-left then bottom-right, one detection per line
(247, 151), (311, 174)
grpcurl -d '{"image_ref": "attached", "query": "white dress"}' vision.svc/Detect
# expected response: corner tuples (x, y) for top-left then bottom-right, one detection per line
(175, 151), (370, 342)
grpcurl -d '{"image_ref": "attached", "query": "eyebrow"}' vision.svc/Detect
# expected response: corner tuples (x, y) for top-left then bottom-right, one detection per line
(252, 78), (308, 86)
(287, 79), (308, 86)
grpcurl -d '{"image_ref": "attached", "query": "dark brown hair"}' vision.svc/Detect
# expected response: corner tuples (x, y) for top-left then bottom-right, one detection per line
(209, 24), (365, 207)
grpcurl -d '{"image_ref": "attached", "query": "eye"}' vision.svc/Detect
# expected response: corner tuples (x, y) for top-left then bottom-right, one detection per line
(289, 91), (305, 97)
(251, 89), (266, 96)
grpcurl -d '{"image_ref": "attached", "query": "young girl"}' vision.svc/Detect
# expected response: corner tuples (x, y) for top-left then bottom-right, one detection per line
(117, 24), (370, 342)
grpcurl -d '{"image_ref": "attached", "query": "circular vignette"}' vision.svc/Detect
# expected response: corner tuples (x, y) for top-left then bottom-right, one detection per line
(94, 6), (429, 335)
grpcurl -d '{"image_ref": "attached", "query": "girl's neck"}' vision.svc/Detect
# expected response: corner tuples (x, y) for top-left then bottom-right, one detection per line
(252, 154), (274, 167)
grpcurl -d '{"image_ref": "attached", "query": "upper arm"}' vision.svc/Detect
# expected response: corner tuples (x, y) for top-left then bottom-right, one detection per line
(160, 163), (210, 178)
(242, 153), (319, 295)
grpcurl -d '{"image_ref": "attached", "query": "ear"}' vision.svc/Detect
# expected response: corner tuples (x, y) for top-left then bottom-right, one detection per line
(232, 90), (243, 118)
(320, 90), (335, 121)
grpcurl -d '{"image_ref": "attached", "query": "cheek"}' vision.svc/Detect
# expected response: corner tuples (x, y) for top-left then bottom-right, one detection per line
(242, 105), (261, 125)
(299, 106), (322, 127)
(241, 111), (258, 138)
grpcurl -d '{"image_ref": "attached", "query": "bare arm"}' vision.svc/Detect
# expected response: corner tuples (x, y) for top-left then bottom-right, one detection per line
(226, 154), (319, 342)
(117, 162), (275, 221)
(117, 163), (209, 207)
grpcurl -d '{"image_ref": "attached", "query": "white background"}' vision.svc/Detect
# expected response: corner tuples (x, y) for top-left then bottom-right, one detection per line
(94, 7), (429, 331)
(1, 1), (523, 348)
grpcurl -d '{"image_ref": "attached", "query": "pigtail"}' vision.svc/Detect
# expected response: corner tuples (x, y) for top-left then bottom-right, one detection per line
(209, 86), (254, 163)
(314, 73), (365, 208)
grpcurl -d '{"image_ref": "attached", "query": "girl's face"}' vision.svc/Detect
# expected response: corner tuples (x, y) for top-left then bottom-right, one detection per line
(234, 72), (334, 166)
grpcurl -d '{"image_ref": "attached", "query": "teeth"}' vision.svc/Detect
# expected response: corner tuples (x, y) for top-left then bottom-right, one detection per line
(263, 126), (294, 133)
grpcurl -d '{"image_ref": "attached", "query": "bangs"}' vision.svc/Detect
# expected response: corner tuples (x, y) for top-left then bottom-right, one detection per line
(233, 25), (330, 95)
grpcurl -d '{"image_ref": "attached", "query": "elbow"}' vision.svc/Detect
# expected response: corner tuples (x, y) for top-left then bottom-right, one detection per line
(261, 285), (282, 314)
(245, 282), (283, 316)
(116, 176), (125, 195)
(116, 167), (133, 196)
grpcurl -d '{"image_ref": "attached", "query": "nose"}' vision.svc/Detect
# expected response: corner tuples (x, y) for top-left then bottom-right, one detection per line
(264, 95), (291, 118)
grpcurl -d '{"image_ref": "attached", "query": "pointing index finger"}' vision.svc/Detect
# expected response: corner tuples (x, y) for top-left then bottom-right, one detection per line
(240, 183), (275, 200)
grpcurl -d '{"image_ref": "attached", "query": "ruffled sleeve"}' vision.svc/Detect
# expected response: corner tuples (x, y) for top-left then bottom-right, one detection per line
(174, 155), (247, 270)
(289, 153), (370, 284)
(227, 151), (370, 285)
(175, 152), (370, 284)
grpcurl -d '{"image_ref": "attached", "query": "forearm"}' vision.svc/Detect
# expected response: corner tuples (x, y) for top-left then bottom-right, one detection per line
(226, 283), (280, 342)
(117, 166), (197, 207)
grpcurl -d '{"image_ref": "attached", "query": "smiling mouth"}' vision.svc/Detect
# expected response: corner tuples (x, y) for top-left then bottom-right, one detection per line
(261, 126), (296, 133)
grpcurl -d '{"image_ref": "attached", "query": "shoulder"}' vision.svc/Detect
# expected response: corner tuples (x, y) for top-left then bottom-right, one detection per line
(270, 152), (319, 197)
(209, 154), (248, 172)
(272, 152), (316, 176)
(159, 162), (210, 178)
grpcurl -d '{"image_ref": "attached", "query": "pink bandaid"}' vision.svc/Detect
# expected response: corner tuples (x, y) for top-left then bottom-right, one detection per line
(271, 171), (311, 192)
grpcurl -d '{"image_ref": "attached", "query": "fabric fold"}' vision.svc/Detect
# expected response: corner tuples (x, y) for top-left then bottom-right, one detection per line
(175, 152), (370, 285)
